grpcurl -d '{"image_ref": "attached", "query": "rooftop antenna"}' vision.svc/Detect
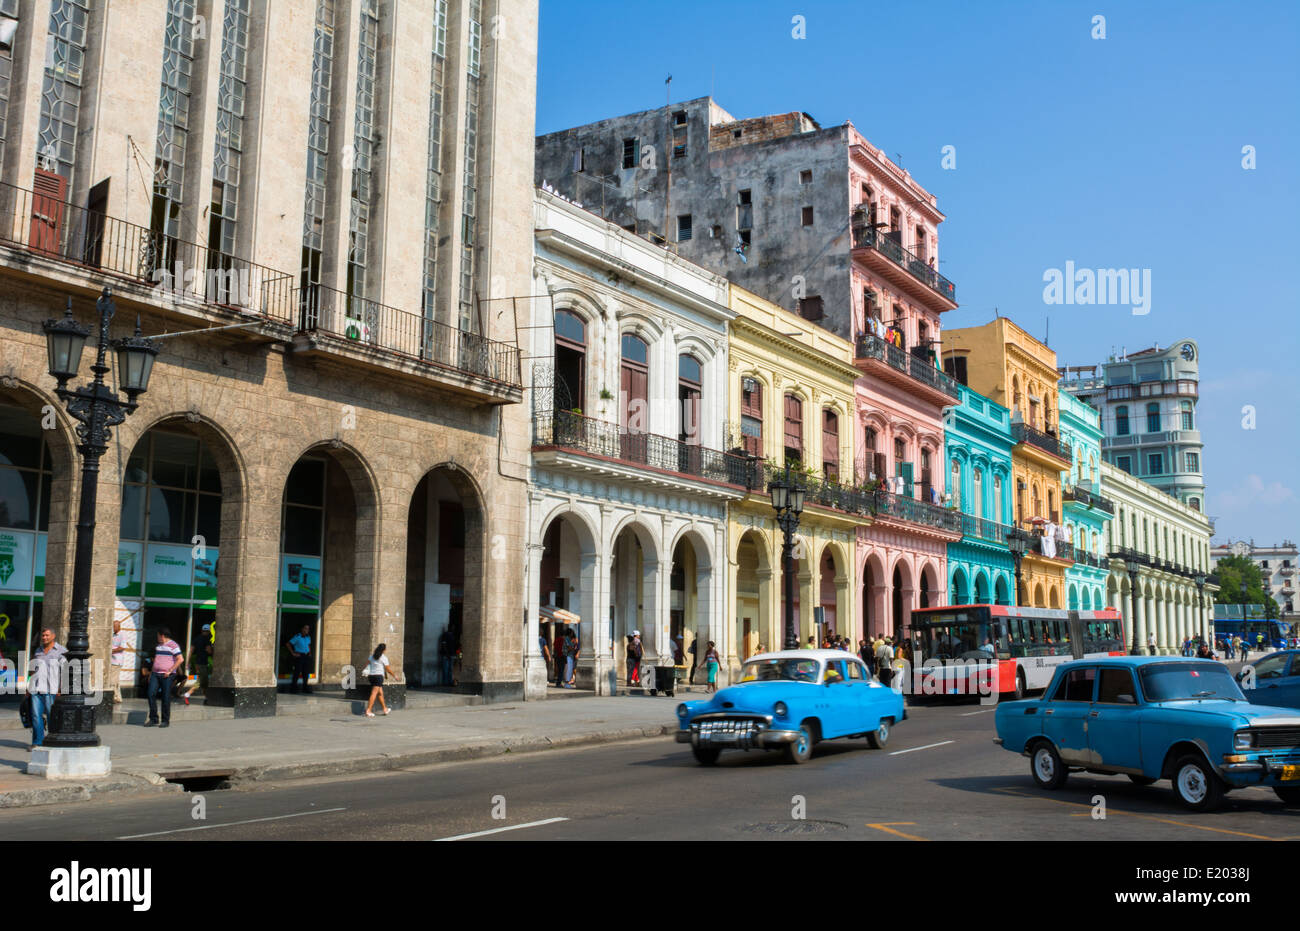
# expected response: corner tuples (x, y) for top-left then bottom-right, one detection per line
(1045, 316), (1050, 347)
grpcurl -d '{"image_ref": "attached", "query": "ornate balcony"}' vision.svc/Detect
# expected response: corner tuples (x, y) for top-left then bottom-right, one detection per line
(850, 215), (957, 309)
(534, 410), (753, 489)
(1011, 422), (1073, 467)
(1063, 483), (1115, 515)
(854, 331), (961, 405)
(961, 513), (1014, 546)
(0, 180), (522, 401)
(874, 490), (963, 535)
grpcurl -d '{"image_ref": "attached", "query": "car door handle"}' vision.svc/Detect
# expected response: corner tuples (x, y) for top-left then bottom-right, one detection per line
(1089, 711), (1100, 717)
(1044, 709), (1054, 715)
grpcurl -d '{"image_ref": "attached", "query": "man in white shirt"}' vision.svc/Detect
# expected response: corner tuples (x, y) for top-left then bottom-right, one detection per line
(1147, 632), (1157, 655)
(875, 636), (895, 686)
(108, 619), (129, 705)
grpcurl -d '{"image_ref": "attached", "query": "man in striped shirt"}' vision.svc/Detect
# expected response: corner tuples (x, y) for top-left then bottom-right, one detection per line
(145, 628), (184, 728)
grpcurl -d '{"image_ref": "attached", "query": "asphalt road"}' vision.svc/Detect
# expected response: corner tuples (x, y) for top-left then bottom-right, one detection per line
(2, 700), (1297, 842)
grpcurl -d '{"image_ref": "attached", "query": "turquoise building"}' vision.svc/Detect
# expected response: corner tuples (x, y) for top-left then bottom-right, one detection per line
(1058, 390), (1114, 610)
(943, 385), (1016, 605)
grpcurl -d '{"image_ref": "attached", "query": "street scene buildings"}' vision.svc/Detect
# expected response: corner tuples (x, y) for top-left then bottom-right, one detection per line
(0, 1), (1236, 730)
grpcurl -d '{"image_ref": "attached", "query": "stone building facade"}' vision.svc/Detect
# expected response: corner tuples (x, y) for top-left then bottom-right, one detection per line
(0, 0), (538, 714)
(527, 189), (738, 696)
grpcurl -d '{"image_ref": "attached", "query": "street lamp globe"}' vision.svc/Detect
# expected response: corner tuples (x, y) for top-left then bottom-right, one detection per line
(769, 479), (789, 512)
(790, 484), (805, 515)
(114, 317), (160, 400)
(42, 299), (90, 387)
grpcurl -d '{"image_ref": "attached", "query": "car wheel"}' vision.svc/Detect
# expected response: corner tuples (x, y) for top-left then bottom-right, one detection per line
(1127, 774), (1157, 787)
(1274, 786), (1300, 807)
(866, 719), (891, 749)
(786, 725), (814, 764)
(691, 746), (721, 766)
(1171, 754), (1225, 811)
(1014, 670), (1026, 702)
(1030, 741), (1068, 790)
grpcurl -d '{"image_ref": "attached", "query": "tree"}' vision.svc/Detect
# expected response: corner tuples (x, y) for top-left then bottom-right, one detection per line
(1213, 555), (1269, 607)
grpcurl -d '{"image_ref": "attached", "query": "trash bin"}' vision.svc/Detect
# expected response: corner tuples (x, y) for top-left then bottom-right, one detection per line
(650, 666), (677, 697)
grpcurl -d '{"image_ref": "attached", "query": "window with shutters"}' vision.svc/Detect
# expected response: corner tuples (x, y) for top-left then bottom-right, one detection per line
(822, 410), (839, 482)
(797, 295), (824, 322)
(622, 137), (638, 169)
(1180, 400), (1193, 431)
(1115, 406), (1129, 436)
(677, 214), (692, 241)
(678, 354), (702, 446)
(783, 394), (803, 467)
(1146, 403), (1160, 433)
(740, 378), (763, 457)
(620, 334), (648, 432)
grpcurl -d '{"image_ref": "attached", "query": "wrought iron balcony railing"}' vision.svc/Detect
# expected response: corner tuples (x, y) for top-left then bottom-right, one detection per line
(1011, 422), (1073, 462)
(1063, 483), (1115, 515)
(534, 411), (753, 487)
(961, 513), (1015, 545)
(0, 180), (522, 390)
(854, 332), (961, 400)
(875, 489), (964, 533)
(850, 218), (957, 302)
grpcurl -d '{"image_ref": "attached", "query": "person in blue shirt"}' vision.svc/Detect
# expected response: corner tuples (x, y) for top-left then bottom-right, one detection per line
(286, 624), (313, 694)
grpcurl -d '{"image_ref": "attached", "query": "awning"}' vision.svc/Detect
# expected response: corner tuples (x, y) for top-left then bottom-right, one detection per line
(540, 605), (581, 624)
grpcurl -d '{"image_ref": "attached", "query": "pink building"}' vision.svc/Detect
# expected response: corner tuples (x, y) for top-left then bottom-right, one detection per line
(847, 129), (963, 637)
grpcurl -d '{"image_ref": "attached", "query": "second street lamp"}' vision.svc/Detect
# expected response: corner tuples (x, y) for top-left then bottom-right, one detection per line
(1007, 528), (1026, 607)
(36, 288), (157, 774)
(769, 465), (805, 651)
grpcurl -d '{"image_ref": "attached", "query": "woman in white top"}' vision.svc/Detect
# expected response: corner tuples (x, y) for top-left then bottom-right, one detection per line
(363, 643), (395, 717)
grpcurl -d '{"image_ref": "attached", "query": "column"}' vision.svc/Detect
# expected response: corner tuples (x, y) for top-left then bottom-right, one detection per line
(524, 540), (547, 699)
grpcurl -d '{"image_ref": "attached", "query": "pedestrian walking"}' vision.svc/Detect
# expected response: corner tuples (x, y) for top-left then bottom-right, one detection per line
(362, 643), (395, 717)
(26, 627), (66, 749)
(145, 628), (184, 728)
(687, 636), (698, 684)
(1240, 639), (1249, 664)
(704, 641), (720, 693)
(875, 636), (895, 687)
(563, 627), (580, 688)
(107, 619), (128, 705)
(286, 623), (313, 694)
(194, 623), (214, 694)
(539, 632), (552, 680)
(1147, 632), (1157, 655)
(626, 631), (644, 687)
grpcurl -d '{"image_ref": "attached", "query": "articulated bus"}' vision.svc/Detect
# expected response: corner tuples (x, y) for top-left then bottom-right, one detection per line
(905, 604), (1126, 700)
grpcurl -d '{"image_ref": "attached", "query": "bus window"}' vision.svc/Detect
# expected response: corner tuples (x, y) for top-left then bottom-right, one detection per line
(993, 620), (1011, 659)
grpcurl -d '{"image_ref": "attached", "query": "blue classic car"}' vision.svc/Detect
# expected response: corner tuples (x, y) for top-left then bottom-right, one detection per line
(1237, 650), (1300, 709)
(994, 656), (1300, 811)
(675, 650), (906, 765)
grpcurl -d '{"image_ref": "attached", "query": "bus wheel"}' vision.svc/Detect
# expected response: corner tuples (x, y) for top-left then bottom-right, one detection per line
(1014, 670), (1026, 702)
(1030, 741), (1068, 790)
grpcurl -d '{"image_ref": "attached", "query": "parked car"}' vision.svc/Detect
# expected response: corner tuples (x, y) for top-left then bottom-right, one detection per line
(994, 656), (1300, 811)
(1236, 650), (1300, 709)
(675, 649), (905, 765)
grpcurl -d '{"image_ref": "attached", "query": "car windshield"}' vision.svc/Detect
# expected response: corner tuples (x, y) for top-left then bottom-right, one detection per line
(1139, 662), (1246, 702)
(739, 658), (820, 683)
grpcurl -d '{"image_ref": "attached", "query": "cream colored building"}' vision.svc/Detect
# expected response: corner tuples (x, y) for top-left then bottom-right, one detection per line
(0, 1), (538, 711)
(726, 285), (870, 670)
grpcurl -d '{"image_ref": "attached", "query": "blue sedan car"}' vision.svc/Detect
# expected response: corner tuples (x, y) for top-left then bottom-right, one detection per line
(994, 656), (1300, 811)
(1237, 650), (1300, 709)
(675, 650), (906, 765)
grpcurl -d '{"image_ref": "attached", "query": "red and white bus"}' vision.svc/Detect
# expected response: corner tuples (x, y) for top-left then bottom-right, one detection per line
(905, 604), (1126, 700)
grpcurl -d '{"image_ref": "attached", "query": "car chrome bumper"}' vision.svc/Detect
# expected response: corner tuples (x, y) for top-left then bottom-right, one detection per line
(1220, 755), (1300, 784)
(676, 725), (798, 749)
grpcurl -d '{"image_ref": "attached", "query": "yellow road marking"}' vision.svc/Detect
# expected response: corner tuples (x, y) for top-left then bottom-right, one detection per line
(992, 787), (1283, 841)
(866, 822), (928, 841)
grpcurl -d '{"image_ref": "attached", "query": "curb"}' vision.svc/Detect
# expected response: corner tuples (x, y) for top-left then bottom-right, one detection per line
(2, 723), (677, 809)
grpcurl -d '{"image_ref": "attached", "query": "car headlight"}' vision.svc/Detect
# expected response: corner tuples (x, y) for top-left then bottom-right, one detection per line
(676, 703), (689, 719)
(1233, 730), (1254, 750)
(774, 701), (788, 718)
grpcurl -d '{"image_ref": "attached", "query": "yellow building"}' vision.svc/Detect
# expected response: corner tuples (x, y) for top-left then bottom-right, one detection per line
(943, 318), (1072, 608)
(726, 286), (870, 669)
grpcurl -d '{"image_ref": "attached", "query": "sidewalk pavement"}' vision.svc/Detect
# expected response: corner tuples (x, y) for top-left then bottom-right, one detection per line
(0, 688), (701, 809)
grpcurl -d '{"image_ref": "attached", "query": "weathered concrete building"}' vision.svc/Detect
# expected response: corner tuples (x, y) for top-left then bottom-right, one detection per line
(0, 0), (537, 714)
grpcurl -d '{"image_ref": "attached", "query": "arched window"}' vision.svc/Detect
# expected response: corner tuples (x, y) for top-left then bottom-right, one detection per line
(620, 333), (648, 431)
(1189, 496), (1201, 512)
(1031, 484), (1041, 520)
(1088, 454), (1097, 483)
(678, 354), (702, 445)
(553, 310), (587, 414)
(1048, 489), (1056, 522)
(1115, 406), (1129, 436)
(740, 377), (763, 457)
(1146, 402), (1160, 433)
(1011, 376), (1022, 417)
(783, 394), (803, 466)
(972, 467), (983, 519)
(950, 459), (961, 509)
(1180, 400), (1193, 431)
(993, 474), (1003, 523)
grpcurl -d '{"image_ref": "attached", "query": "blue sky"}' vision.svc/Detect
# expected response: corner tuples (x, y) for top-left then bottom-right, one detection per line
(536, 0), (1300, 545)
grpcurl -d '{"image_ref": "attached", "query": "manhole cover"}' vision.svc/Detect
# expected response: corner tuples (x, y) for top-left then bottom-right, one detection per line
(738, 820), (847, 835)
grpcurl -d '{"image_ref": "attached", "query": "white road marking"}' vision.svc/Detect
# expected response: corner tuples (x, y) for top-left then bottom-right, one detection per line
(435, 817), (569, 841)
(119, 807), (348, 839)
(889, 740), (954, 756)
(960, 709), (995, 716)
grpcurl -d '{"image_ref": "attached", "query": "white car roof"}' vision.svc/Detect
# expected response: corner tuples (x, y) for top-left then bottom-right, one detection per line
(745, 649), (866, 663)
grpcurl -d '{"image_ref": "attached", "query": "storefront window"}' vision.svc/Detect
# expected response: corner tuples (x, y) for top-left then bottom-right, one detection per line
(0, 404), (52, 684)
(277, 458), (326, 683)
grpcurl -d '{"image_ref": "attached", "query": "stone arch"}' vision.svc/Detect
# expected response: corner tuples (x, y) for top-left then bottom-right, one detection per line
(1049, 585), (1061, 609)
(735, 527), (773, 658)
(950, 564), (970, 605)
(1033, 582), (1046, 608)
(973, 569), (990, 604)
(1068, 582), (1079, 610)
(994, 573), (1011, 606)
(608, 512), (663, 567)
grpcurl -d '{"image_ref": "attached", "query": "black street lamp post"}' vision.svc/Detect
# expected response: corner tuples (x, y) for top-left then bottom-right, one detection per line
(1194, 573), (1206, 646)
(768, 466), (806, 651)
(1127, 566), (1141, 655)
(1006, 528), (1026, 607)
(41, 288), (157, 749)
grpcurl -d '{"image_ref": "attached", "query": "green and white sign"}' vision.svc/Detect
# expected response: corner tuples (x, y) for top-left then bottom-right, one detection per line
(117, 542), (144, 597)
(0, 530), (35, 592)
(144, 543), (196, 599)
(279, 555), (321, 606)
